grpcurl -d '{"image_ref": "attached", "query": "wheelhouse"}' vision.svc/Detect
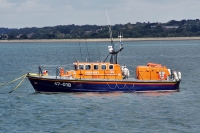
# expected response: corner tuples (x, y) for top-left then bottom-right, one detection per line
(62, 62), (123, 80)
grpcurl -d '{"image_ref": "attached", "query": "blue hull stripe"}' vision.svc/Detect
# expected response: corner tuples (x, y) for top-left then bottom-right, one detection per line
(28, 77), (180, 92)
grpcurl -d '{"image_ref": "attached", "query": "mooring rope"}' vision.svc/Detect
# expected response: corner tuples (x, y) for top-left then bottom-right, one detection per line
(9, 74), (27, 93)
(0, 74), (27, 93)
(0, 74), (27, 87)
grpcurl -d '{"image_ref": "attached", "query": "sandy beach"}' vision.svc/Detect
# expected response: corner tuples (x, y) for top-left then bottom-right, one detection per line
(1, 37), (200, 43)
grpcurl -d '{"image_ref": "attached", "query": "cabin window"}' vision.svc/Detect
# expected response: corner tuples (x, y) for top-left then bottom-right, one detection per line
(94, 65), (98, 70)
(101, 64), (107, 70)
(79, 65), (84, 70)
(109, 65), (114, 70)
(85, 65), (91, 70)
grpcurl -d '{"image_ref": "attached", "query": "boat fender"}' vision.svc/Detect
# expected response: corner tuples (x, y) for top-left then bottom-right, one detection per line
(173, 71), (178, 81)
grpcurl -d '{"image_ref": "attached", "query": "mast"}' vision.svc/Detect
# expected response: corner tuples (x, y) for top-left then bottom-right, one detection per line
(104, 11), (123, 64)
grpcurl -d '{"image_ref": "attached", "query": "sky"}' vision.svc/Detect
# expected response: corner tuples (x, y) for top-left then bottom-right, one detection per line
(1, 0), (200, 28)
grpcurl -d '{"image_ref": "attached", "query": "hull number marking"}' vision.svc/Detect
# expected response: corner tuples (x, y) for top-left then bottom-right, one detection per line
(54, 82), (71, 87)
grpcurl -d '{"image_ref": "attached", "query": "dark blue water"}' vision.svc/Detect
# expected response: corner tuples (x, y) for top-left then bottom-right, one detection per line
(0, 40), (200, 132)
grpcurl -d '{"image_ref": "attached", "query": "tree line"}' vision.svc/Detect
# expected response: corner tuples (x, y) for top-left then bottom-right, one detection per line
(1, 19), (200, 40)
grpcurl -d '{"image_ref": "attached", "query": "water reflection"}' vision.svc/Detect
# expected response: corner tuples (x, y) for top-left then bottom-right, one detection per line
(31, 91), (177, 97)
(73, 92), (124, 97)
(137, 91), (177, 97)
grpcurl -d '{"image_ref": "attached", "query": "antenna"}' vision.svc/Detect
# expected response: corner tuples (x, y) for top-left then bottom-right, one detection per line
(85, 41), (90, 61)
(97, 42), (101, 61)
(79, 41), (83, 61)
(104, 11), (124, 64)
(106, 10), (114, 47)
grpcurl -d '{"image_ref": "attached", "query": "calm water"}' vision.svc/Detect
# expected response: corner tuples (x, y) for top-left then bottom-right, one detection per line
(0, 40), (200, 133)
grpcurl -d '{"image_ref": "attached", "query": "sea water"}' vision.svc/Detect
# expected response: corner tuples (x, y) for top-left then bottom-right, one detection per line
(0, 40), (200, 133)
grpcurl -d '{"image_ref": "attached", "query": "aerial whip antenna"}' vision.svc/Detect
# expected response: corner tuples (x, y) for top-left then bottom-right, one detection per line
(97, 42), (101, 61)
(106, 10), (114, 47)
(79, 41), (83, 61)
(85, 41), (90, 61)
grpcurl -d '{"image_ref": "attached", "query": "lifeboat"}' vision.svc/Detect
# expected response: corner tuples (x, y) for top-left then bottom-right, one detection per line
(27, 28), (181, 93)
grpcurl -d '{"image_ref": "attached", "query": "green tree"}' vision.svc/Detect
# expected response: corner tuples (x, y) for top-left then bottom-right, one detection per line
(8, 34), (16, 39)
(20, 35), (28, 39)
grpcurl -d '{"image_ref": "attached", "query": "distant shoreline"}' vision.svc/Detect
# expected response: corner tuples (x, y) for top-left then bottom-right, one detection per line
(1, 37), (200, 43)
